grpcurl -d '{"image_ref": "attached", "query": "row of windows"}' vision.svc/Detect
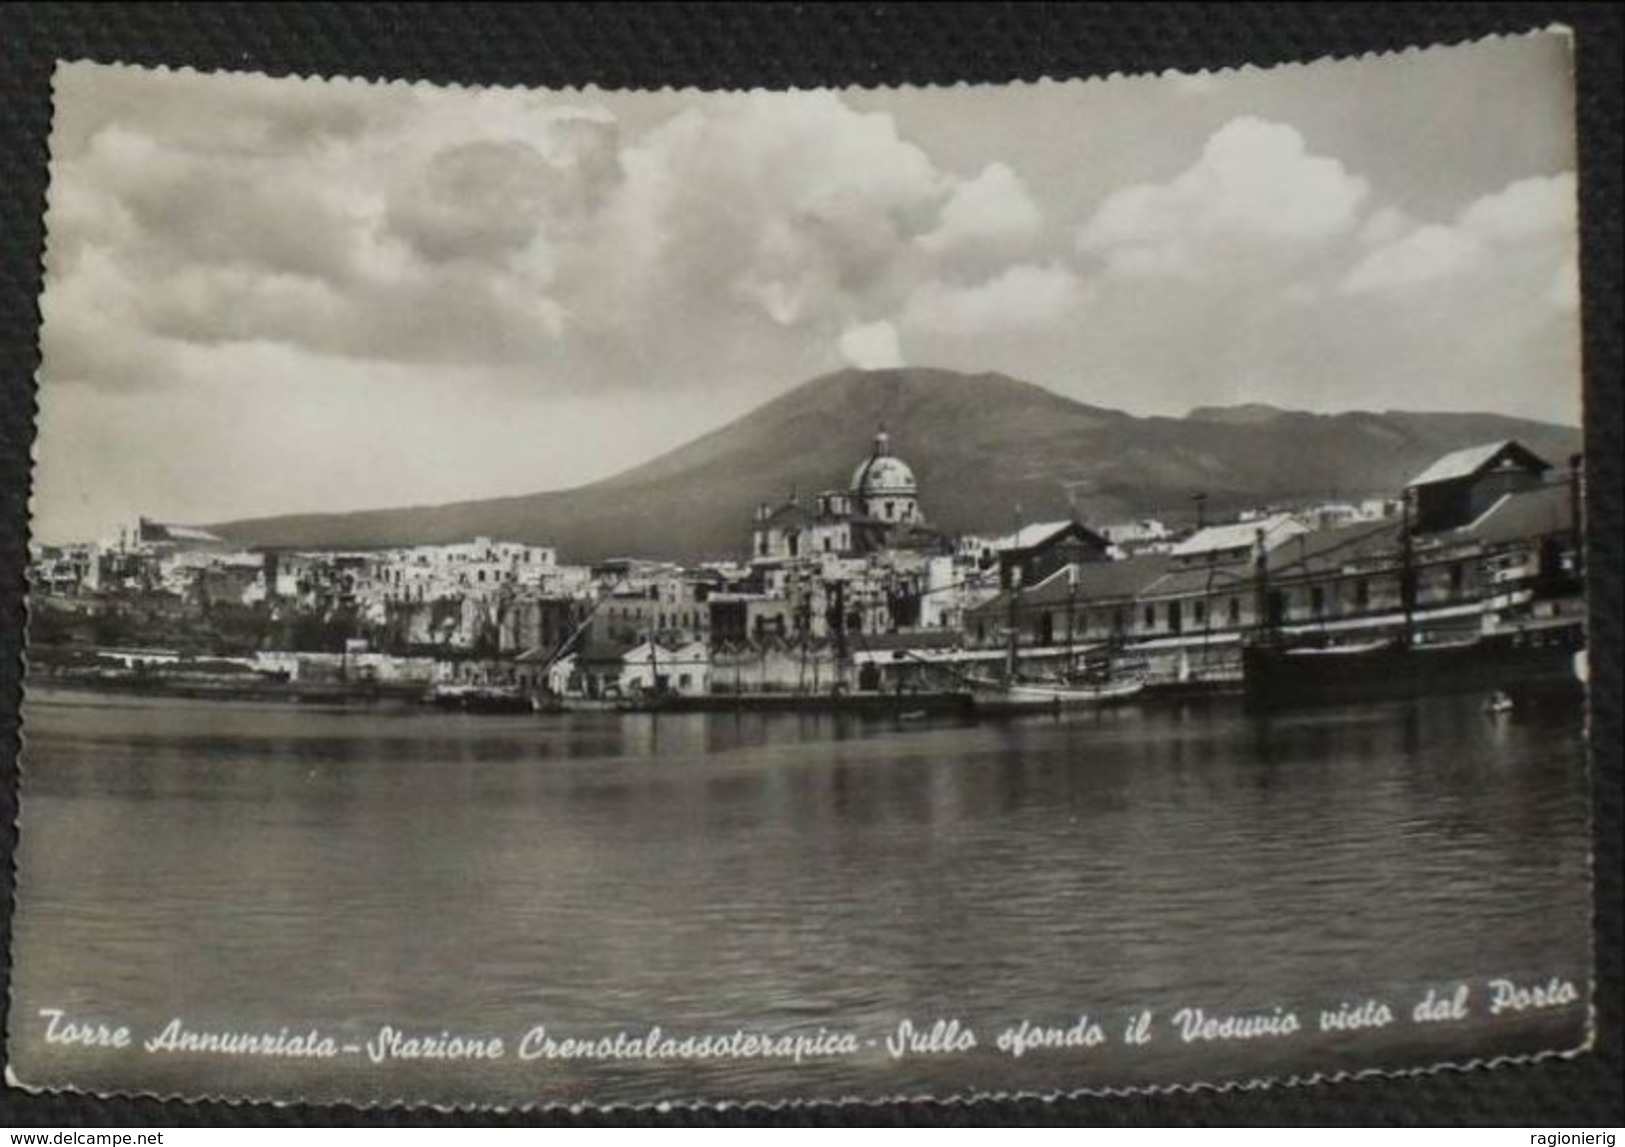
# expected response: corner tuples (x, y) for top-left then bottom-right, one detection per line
(1011, 564), (1477, 641)
(1125, 597), (1244, 634)
(605, 606), (707, 631)
(384, 549), (551, 565)
(620, 673), (698, 691)
(385, 567), (546, 587)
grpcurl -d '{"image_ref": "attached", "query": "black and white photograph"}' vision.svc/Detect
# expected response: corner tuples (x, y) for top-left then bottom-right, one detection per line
(7, 30), (1595, 1110)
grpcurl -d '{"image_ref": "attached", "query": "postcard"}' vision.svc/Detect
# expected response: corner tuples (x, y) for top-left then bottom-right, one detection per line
(8, 31), (1592, 1109)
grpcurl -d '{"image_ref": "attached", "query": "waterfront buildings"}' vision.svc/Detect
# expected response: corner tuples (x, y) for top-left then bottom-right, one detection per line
(27, 433), (1583, 704)
(962, 449), (1582, 689)
(1407, 440), (1553, 534)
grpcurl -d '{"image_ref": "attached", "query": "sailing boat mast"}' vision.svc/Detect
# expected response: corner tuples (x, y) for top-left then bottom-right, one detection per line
(1005, 576), (1020, 683)
(1399, 488), (1416, 648)
(1004, 511), (1023, 684)
(1065, 571), (1078, 680)
(1253, 526), (1275, 647)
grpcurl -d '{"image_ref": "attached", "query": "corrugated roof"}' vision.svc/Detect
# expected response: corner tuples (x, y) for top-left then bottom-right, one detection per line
(1264, 519), (1404, 577)
(966, 568), (1067, 619)
(1406, 440), (1551, 488)
(1141, 564), (1260, 598)
(998, 521), (1075, 551)
(1072, 554), (1173, 599)
(1168, 513), (1304, 558)
(1458, 482), (1574, 546)
(970, 554), (1173, 618)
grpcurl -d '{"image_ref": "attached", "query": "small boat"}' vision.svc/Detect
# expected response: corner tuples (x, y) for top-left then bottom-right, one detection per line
(967, 673), (1145, 714)
(969, 548), (1145, 715)
(429, 684), (537, 715)
(1484, 690), (1514, 715)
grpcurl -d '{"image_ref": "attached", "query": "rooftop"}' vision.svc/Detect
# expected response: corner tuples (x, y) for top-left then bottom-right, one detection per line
(1167, 513), (1305, 559)
(1406, 440), (1551, 488)
(1458, 482), (1574, 546)
(969, 553), (1176, 616)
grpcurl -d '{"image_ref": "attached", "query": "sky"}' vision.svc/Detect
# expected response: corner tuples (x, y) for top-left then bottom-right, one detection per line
(31, 33), (1582, 544)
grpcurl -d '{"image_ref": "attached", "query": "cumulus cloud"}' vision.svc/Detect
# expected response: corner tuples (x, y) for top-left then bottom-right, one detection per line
(43, 70), (1106, 417)
(32, 53), (1585, 544)
(41, 73), (642, 387)
(1358, 206), (1411, 247)
(1342, 173), (1576, 293)
(386, 140), (561, 263)
(628, 93), (945, 328)
(386, 114), (623, 266)
(1342, 225), (1478, 292)
(902, 263), (1089, 337)
(1077, 116), (1369, 278)
(918, 161), (1043, 265)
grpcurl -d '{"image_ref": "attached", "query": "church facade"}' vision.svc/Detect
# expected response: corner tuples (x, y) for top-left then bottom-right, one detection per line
(751, 430), (944, 563)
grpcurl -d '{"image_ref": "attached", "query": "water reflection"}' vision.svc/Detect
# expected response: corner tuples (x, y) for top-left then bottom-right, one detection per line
(10, 688), (1590, 1106)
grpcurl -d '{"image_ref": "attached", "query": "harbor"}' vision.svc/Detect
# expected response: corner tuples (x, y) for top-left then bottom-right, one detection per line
(9, 682), (1590, 1106)
(26, 435), (1589, 721)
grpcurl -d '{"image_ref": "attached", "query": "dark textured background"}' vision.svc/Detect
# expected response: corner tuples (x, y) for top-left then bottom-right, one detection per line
(0, 2), (1618, 1127)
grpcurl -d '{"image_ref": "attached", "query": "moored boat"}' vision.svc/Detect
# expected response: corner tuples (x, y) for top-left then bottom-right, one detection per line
(1241, 617), (1584, 708)
(428, 684), (538, 714)
(966, 673), (1145, 714)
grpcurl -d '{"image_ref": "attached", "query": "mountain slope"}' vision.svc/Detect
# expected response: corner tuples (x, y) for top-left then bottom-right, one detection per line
(212, 368), (1582, 562)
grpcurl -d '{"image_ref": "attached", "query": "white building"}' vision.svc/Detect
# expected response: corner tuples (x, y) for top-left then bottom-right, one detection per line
(919, 553), (998, 630)
(1099, 518), (1173, 552)
(364, 537), (558, 605)
(620, 640), (710, 696)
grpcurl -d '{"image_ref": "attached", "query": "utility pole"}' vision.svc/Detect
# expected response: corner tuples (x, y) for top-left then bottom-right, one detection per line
(1066, 575), (1077, 678)
(1005, 505), (1023, 682)
(1399, 488), (1417, 647)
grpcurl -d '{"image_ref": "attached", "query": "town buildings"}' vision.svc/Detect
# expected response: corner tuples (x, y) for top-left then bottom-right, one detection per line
(27, 432), (1583, 704)
(962, 440), (1581, 689)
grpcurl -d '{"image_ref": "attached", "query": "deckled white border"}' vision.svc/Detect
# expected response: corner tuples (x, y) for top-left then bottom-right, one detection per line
(7, 23), (1598, 1115)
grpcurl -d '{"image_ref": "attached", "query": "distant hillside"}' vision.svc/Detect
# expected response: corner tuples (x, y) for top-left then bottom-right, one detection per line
(1185, 402), (1290, 425)
(212, 367), (1582, 563)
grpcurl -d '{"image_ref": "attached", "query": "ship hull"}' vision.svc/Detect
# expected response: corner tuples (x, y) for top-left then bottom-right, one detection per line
(968, 678), (1145, 715)
(1242, 621), (1584, 709)
(615, 690), (975, 717)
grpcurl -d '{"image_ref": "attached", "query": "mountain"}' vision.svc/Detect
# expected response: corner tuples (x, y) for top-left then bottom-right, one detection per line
(211, 367), (1582, 563)
(1185, 402), (1289, 425)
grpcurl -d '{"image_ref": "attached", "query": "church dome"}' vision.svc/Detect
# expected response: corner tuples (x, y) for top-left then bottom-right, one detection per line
(850, 430), (917, 496)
